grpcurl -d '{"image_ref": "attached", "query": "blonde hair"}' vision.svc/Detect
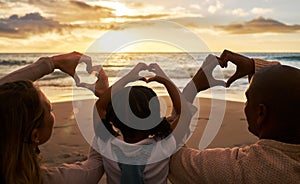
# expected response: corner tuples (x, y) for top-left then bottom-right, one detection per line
(0, 81), (45, 184)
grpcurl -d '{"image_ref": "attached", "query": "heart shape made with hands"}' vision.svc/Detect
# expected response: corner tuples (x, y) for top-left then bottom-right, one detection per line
(130, 63), (170, 84)
(139, 69), (166, 84)
(74, 62), (169, 98)
(74, 63), (106, 91)
(75, 55), (232, 97)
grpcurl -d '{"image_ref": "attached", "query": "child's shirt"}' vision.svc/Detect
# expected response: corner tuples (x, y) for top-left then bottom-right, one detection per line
(96, 135), (176, 184)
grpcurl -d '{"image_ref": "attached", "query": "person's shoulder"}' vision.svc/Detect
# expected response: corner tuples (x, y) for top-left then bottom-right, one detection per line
(256, 139), (300, 152)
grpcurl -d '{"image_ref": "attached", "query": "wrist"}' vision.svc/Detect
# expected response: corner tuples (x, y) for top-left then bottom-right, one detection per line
(49, 57), (55, 70)
(252, 58), (280, 72)
(37, 56), (55, 73)
(50, 55), (61, 69)
(192, 69), (205, 89)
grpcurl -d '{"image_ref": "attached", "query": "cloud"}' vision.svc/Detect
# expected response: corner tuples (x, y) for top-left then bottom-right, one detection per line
(229, 8), (249, 17)
(120, 14), (169, 20)
(189, 4), (202, 10)
(208, 1), (223, 14)
(23, 0), (115, 23)
(251, 7), (272, 15)
(0, 12), (69, 38)
(227, 7), (273, 17)
(0, 1), (176, 39)
(215, 16), (300, 34)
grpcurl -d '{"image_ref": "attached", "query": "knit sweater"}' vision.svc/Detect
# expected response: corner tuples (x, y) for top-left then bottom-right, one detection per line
(168, 139), (300, 184)
(168, 59), (299, 184)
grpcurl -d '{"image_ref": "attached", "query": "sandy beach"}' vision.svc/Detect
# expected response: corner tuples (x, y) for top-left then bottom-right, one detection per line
(39, 97), (258, 183)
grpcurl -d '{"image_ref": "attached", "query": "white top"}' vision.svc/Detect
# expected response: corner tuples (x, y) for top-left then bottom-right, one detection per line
(96, 135), (176, 184)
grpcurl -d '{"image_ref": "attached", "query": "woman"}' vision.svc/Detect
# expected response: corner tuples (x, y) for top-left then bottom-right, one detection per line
(0, 52), (104, 184)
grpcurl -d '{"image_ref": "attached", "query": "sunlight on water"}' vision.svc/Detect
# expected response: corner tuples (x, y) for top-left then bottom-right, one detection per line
(1, 52), (299, 103)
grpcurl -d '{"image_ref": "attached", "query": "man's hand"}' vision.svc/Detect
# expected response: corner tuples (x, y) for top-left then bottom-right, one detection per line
(217, 49), (254, 87)
(193, 54), (225, 92)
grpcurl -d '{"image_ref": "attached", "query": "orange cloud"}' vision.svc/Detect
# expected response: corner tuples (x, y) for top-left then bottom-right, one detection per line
(215, 17), (300, 34)
(0, 13), (70, 38)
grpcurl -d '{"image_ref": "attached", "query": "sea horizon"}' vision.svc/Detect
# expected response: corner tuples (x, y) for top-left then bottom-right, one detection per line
(1, 52), (299, 103)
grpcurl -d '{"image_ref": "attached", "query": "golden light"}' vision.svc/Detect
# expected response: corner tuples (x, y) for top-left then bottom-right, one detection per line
(87, 1), (133, 16)
(117, 41), (183, 53)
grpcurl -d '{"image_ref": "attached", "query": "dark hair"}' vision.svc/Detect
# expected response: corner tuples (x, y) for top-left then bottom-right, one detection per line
(0, 80), (44, 184)
(104, 86), (171, 140)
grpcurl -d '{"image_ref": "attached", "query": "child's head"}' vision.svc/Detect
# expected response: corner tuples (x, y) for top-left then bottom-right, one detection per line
(104, 86), (171, 141)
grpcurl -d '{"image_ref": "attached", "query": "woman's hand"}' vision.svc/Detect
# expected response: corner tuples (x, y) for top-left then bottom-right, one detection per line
(51, 51), (92, 84)
(77, 65), (109, 97)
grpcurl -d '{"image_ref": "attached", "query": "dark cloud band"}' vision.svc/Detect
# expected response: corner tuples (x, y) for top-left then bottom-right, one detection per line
(215, 16), (300, 34)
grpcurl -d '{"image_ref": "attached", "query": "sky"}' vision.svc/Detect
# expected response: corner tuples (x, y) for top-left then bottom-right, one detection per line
(0, 0), (299, 53)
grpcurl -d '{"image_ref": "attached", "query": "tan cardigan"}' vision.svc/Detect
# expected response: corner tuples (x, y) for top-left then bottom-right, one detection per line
(168, 59), (300, 184)
(169, 139), (300, 184)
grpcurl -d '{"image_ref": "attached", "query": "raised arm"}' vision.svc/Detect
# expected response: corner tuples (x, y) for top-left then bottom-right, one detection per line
(0, 52), (92, 85)
(95, 62), (148, 119)
(147, 63), (181, 130)
(217, 49), (280, 87)
(182, 54), (226, 103)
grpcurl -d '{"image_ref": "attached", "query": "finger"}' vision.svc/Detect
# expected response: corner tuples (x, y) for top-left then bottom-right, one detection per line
(146, 75), (157, 83)
(212, 79), (226, 87)
(147, 76), (163, 83)
(148, 63), (167, 78)
(74, 73), (80, 85)
(202, 54), (219, 71)
(131, 63), (147, 75)
(80, 55), (93, 73)
(217, 56), (227, 68)
(226, 72), (240, 87)
(138, 76), (147, 82)
(77, 82), (95, 91)
(91, 65), (103, 72)
(136, 62), (148, 70)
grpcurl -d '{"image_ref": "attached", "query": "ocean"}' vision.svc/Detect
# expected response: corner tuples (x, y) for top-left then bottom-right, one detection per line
(1, 52), (299, 103)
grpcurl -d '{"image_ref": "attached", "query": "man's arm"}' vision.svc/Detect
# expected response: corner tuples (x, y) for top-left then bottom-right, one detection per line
(217, 49), (280, 87)
(182, 54), (225, 103)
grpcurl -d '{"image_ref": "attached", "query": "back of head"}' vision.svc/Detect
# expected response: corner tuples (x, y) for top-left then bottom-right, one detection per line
(0, 80), (44, 184)
(251, 65), (300, 134)
(104, 86), (171, 140)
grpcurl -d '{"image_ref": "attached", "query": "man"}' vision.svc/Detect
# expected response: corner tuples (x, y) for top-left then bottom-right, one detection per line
(168, 50), (300, 184)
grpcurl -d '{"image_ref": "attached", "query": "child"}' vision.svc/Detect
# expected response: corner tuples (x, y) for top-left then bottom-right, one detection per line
(92, 63), (195, 184)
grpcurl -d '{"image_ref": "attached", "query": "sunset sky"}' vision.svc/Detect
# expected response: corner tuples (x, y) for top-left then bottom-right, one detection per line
(0, 0), (299, 53)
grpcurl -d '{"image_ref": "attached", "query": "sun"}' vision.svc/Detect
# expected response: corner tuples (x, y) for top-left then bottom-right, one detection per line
(87, 1), (133, 16)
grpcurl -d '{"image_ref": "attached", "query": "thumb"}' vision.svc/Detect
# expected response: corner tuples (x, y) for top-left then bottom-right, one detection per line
(212, 79), (226, 87)
(226, 72), (240, 87)
(77, 82), (95, 92)
(74, 73), (80, 85)
(138, 76), (147, 83)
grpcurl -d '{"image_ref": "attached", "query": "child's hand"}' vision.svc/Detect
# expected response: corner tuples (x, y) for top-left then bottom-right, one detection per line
(122, 62), (148, 83)
(148, 63), (168, 79)
(146, 63), (170, 84)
